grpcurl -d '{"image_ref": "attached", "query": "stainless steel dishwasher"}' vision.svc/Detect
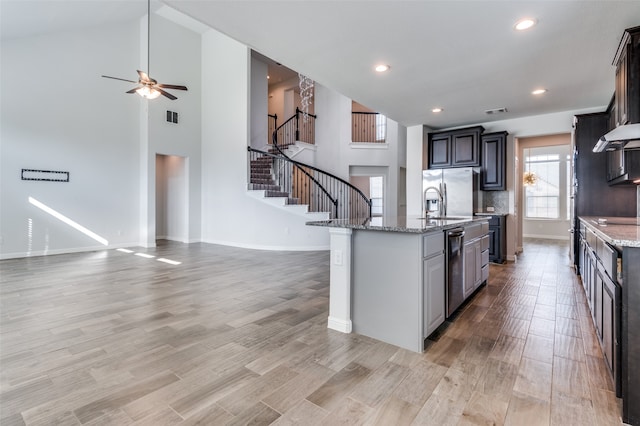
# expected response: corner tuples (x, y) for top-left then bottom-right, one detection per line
(446, 227), (465, 318)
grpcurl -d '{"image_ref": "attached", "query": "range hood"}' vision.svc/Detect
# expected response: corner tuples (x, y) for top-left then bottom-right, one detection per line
(593, 123), (640, 152)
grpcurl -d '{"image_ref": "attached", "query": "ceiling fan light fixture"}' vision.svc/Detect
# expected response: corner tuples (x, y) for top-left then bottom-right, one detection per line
(136, 86), (161, 100)
(101, 0), (187, 100)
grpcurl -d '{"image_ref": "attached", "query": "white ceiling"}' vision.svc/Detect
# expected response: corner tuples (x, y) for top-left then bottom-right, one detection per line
(3, 1), (640, 129)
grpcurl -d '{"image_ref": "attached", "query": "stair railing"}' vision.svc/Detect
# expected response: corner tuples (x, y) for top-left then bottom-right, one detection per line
(272, 107), (317, 150)
(248, 146), (371, 219)
(268, 113), (277, 146)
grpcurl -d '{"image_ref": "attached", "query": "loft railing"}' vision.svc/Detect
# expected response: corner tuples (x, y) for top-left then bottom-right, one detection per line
(248, 146), (371, 220)
(268, 114), (277, 146)
(272, 107), (317, 149)
(352, 111), (386, 143)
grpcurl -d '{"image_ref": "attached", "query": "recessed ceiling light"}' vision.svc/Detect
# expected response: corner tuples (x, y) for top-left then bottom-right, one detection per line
(375, 64), (390, 73)
(267, 75), (270, 79)
(532, 88), (547, 95)
(432, 107), (443, 113)
(514, 18), (537, 31)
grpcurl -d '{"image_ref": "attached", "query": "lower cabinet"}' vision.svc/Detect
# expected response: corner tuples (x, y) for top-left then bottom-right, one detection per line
(423, 251), (445, 337)
(578, 219), (622, 396)
(488, 215), (505, 263)
(463, 223), (489, 300)
(600, 263), (621, 395)
(463, 241), (480, 299)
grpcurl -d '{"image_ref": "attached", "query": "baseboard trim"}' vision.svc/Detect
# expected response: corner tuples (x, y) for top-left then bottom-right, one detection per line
(327, 316), (352, 333)
(0, 242), (139, 260)
(523, 234), (570, 241)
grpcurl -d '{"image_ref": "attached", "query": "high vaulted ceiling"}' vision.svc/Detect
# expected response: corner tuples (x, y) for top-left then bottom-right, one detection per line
(3, 1), (640, 129)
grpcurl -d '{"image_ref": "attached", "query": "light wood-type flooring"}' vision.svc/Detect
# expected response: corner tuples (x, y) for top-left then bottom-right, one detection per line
(0, 239), (624, 425)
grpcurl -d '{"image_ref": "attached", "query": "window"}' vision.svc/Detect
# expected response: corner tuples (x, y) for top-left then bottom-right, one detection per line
(525, 153), (560, 219)
(370, 176), (383, 216)
(375, 114), (387, 142)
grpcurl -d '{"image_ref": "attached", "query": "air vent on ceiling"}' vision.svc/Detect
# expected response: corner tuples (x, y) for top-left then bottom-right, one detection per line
(485, 107), (508, 115)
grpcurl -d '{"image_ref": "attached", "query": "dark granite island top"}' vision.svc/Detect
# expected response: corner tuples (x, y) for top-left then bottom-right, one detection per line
(579, 216), (640, 248)
(307, 215), (486, 234)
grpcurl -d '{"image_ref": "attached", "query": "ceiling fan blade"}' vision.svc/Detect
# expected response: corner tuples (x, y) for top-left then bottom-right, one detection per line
(126, 86), (143, 94)
(157, 84), (188, 91)
(156, 87), (178, 100)
(102, 75), (137, 83)
(137, 70), (156, 84)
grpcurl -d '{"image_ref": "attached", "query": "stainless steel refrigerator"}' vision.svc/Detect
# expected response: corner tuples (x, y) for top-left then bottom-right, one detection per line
(422, 168), (478, 217)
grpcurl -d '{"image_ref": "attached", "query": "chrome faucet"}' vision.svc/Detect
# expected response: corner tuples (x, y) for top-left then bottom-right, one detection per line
(424, 186), (444, 218)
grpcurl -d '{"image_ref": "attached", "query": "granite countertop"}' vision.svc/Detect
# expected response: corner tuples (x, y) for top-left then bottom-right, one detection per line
(474, 212), (508, 217)
(306, 215), (488, 234)
(580, 216), (640, 248)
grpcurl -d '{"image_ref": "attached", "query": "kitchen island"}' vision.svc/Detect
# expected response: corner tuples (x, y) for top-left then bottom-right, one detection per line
(578, 216), (640, 425)
(307, 215), (489, 353)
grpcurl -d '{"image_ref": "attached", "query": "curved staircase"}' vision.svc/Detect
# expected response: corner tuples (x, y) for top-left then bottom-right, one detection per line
(247, 109), (371, 220)
(249, 151), (301, 206)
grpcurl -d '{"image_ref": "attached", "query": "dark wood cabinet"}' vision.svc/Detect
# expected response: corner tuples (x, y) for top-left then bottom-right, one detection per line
(487, 215), (505, 264)
(614, 26), (640, 126)
(616, 47), (628, 126)
(579, 220), (621, 397)
(480, 131), (507, 190)
(427, 126), (483, 169)
(428, 134), (451, 168)
(574, 113), (636, 217)
(451, 129), (481, 166)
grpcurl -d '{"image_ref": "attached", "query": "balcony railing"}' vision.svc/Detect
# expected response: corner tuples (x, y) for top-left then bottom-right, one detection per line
(352, 111), (386, 143)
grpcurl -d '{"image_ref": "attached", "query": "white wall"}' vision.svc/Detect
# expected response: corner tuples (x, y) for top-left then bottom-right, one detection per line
(250, 57), (268, 149)
(0, 11), (202, 259)
(1, 21), (141, 259)
(267, 75), (301, 122)
(314, 85), (402, 217)
(146, 13), (202, 245)
(200, 29), (329, 250)
(406, 125), (429, 216)
(314, 85), (352, 178)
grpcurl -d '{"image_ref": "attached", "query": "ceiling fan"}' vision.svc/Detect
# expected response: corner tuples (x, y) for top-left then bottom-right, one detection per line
(101, 0), (187, 100)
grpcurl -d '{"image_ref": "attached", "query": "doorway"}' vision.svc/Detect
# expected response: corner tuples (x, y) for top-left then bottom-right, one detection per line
(349, 166), (390, 217)
(517, 134), (571, 246)
(349, 175), (384, 217)
(155, 154), (189, 242)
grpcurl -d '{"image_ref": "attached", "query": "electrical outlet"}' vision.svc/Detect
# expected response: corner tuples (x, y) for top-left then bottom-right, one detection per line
(333, 250), (343, 266)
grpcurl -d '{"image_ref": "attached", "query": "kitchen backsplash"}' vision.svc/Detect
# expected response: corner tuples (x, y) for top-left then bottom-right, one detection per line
(482, 191), (509, 213)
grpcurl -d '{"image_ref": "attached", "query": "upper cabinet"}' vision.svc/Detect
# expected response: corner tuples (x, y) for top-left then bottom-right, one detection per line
(613, 26), (640, 127)
(480, 131), (508, 190)
(606, 26), (640, 185)
(427, 126), (484, 169)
